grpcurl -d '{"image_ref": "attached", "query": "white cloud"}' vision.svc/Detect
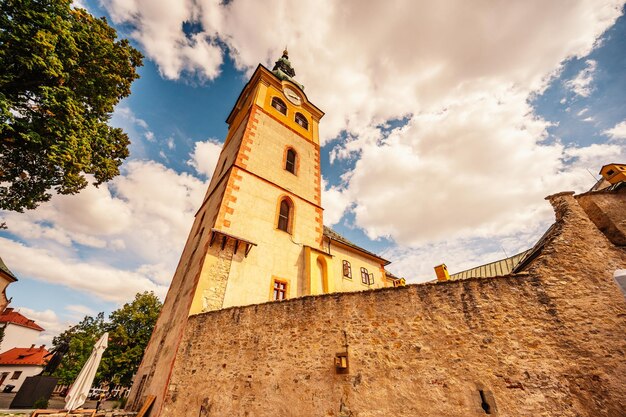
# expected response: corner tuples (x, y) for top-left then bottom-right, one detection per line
(188, 139), (222, 178)
(603, 120), (626, 140)
(577, 108), (589, 116)
(99, 0), (623, 148)
(166, 137), (175, 150)
(321, 177), (351, 226)
(15, 307), (68, 347)
(1, 160), (208, 302)
(339, 93), (568, 245)
(115, 106), (148, 129)
(102, 0), (224, 81)
(582, 116), (595, 122)
(110, 104), (154, 158)
(65, 304), (97, 319)
(565, 59), (598, 97)
(1, 237), (168, 303)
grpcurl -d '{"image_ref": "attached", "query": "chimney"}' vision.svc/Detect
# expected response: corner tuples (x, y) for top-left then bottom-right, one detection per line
(39, 344), (46, 349)
(3, 308), (12, 313)
(30, 344), (35, 350)
(434, 264), (450, 282)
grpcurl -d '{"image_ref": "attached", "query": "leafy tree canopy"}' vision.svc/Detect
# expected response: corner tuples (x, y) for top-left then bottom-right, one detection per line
(51, 312), (106, 385)
(100, 291), (162, 386)
(0, 0), (143, 212)
(52, 292), (162, 387)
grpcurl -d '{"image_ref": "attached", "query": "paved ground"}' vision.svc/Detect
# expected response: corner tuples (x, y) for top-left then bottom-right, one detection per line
(0, 392), (120, 412)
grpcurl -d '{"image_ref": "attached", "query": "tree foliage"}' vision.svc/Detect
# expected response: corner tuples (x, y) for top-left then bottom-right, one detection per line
(100, 291), (162, 386)
(51, 312), (106, 385)
(0, 0), (143, 212)
(52, 292), (162, 387)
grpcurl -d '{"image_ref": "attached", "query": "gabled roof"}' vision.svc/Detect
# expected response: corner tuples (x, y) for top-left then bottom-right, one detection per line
(0, 257), (17, 282)
(449, 249), (533, 280)
(599, 162), (626, 175)
(0, 346), (49, 366)
(323, 226), (390, 265)
(0, 308), (45, 332)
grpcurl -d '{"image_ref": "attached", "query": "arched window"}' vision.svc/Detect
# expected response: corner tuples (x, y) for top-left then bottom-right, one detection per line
(342, 260), (352, 279)
(271, 97), (287, 115)
(277, 198), (293, 233)
(295, 112), (308, 130)
(285, 148), (296, 174)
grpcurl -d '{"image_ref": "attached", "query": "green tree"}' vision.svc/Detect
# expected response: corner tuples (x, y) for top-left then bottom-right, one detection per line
(51, 312), (106, 385)
(0, 0), (143, 212)
(100, 291), (162, 386)
(51, 292), (162, 387)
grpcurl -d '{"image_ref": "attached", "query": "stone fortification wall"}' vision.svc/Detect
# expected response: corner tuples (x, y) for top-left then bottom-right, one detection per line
(161, 192), (626, 417)
(576, 187), (626, 245)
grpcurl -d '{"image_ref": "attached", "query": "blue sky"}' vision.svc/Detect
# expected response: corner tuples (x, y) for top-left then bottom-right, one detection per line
(1, 0), (625, 343)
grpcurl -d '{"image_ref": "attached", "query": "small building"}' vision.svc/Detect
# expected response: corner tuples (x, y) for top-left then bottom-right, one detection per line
(0, 308), (45, 353)
(0, 345), (49, 391)
(600, 163), (626, 184)
(0, 257), (18, 313)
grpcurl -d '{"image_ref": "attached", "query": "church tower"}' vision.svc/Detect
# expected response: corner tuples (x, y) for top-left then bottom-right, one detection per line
(127, 51), (324, 414)
(188, 49), (326, 312)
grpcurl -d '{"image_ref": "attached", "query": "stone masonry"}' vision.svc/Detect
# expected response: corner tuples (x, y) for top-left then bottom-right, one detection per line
(576, 186), (626, 245)
(156, 190), (626, 417)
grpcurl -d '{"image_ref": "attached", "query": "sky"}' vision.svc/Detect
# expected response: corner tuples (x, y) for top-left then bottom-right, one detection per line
(1, 0), (625, 345)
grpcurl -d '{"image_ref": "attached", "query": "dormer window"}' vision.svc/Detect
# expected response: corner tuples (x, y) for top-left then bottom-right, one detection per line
(285, 148), (297, 174)
(295, 113), (308, 130)
(271, 97), (287, 115)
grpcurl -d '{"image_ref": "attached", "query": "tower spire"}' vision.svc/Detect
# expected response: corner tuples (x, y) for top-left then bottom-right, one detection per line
(272, 48), (303, 89)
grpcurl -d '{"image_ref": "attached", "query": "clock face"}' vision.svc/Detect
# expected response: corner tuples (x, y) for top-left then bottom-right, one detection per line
(283, 87), (302, 105)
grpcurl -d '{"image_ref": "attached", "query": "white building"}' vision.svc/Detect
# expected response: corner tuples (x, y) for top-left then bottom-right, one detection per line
(0, 308), (45, 353)
(0, 345), (49, 391)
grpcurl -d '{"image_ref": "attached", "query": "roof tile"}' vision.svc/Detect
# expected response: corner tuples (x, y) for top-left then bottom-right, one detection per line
(0, 308), (45, 332)
(0, 346), (49, 366)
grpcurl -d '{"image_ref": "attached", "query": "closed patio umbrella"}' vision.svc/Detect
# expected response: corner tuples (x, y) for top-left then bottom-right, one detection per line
(64, 332), (108, 411)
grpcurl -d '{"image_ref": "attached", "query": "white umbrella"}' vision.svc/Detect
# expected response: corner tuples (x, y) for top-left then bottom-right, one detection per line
(64, 332), (109, 411)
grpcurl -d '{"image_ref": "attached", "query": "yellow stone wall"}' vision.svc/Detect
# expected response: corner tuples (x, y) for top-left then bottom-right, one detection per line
(219, 165), (322, 307)
(242, 107), (321, 205)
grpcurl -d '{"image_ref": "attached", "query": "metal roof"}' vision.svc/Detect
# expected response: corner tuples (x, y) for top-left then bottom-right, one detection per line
(449, 249), (533, 280)
(323, 226), (390, 265)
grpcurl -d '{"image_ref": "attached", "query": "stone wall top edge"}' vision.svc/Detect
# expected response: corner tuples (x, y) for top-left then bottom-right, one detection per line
(575, 186), (626, 199)
(544, 191), (576, 200)
(188, 271), (533, 320)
